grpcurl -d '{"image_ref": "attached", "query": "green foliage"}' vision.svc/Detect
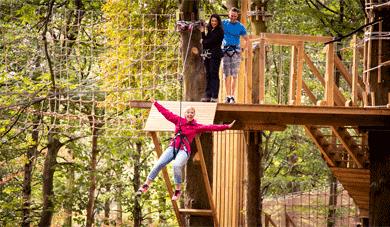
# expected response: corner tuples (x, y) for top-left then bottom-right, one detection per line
(262, 126), (330, 196)
(0, 0), (366, 225)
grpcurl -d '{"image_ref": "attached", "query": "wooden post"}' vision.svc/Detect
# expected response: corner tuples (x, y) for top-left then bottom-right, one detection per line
(259, 38), (266, 104)
(195, 136), (219, 227)
(352, 35), (359, 106)
(241, 0), (248, 26)
(289, 45), (298, 105)
(325, 43), (335, 106)
(295, 42), (304, 105)
(246, 39), (253, 104)
(150, 132), (185, 227)
(378, 18), (382, 83)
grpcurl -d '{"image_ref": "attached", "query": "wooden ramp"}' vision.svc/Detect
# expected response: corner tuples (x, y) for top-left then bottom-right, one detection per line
(144, 101), (219, 227)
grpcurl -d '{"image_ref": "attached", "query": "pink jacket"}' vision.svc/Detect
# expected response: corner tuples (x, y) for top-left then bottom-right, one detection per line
(154, 101), (229, 155)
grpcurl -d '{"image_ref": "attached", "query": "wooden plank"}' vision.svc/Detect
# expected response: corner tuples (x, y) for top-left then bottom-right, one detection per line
(259, 38), (266, 104)
(352, 35), (359, 105)
(264, 212), (278, 227)
(215, 103), (390, 127)
(150, 132), (185, 227)
(302, 81), (317, 104)
(251, 33), (333, 43)
(325, 43), (335, 106)
(303, 52), (325, 85)
(295, 42), (304, 105)
(264, 39), (301, 46)
(304, 52), (345, 106)
(144, 101), (217, 131)
(378, 20), (382, 83)
(179, 209), (212, 216)
(195, 136), (219, 227)
(246, 40), (253, 104)
(334, 55), (364, 99)
(289, 46), (297, 105)
(132, 101), (390, 127)
(226, 132), (233, 226)
(232, 131), (238, 226)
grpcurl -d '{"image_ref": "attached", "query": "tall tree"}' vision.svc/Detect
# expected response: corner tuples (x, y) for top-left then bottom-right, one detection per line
(365, 1), (390, 226)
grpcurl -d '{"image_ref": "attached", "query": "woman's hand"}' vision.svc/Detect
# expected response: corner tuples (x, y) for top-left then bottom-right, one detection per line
(150, 98), (156, 103)
(228, 120), (236, 129)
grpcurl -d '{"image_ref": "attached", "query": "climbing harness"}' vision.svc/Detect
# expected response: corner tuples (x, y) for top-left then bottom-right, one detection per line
(172, 130), (190, 159)
(223, 45), (240, 57)
(201, 49), (212, 60)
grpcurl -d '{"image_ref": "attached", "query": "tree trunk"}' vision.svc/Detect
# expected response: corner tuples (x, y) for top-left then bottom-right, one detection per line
(115, 185), (123, 226)
(63, 162), (75, 227)
(246, 1), (267, 226)
(369, 130), (390, 226)
(245, 131), (262, 227)
(226, 0), (239, 9)
(86, 122), (99, 227)
(365, 2), (390, 226)
(22, 123), (39, 227)
(180, 0), (205, 102)
(133, 142), (142, 227)
(104, 184), (111, 226)
(38, 134), (62, 227)
(180, 0), (213, 226)
(327, 174), (337, 227)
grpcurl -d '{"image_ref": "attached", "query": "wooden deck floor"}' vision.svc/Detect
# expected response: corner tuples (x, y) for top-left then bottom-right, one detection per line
(131, 101), (390, 128)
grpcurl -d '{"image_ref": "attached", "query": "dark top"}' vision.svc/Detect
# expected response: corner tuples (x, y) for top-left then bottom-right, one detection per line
(202, 27), (224, 58)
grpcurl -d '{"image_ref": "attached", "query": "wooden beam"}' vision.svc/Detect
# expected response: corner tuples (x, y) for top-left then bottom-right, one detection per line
(251, 33), (333, 43)
(302, 81), (317, 104)
(179, 208), (213, 216)
(150, 132), (185, 227)
(352, 35), (359, 106)
(334, 55), (364, 98)
(259, 38), (266, 104)
(215, 103), (390, 127)
(195, 136), (219, 227)
(295, 42), (304, 105)
(238, 123), (286, 131)
(325, 43), (335, 106)
(289, 46), (297, 105)
(246, 40), (253, 104)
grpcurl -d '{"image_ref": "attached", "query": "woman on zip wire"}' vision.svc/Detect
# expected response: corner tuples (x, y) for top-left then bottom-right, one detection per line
(137, 98), (235, 201)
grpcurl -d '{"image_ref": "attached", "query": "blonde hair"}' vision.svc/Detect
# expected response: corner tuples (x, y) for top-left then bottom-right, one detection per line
(184, 106), (195, 113)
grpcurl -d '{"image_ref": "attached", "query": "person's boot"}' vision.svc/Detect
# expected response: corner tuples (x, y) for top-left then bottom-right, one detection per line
(171, 189), (181, 201)
(136, 184), (149, 195)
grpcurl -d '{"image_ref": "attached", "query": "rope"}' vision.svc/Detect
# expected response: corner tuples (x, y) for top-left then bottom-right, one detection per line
(178, 22), (195, 126)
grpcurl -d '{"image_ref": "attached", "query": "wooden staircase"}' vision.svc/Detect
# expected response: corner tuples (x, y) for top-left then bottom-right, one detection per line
(304, 125), (370, 215)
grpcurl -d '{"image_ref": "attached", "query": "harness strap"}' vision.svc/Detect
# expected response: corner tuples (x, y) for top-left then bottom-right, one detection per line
(172, 131), (189, 159)
(223, 45), (239, 57)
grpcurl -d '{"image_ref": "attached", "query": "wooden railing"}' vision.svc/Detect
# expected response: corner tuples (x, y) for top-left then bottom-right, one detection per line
(239, 33), (363, 107)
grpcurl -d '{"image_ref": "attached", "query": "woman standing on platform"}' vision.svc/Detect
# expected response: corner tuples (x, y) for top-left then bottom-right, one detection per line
(200, 14), (224, 102)
(137, 98), (235, 201)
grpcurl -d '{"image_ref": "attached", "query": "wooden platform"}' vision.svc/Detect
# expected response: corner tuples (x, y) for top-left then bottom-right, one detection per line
(131, 101), (390, 128)
(144, 101), (217, 131)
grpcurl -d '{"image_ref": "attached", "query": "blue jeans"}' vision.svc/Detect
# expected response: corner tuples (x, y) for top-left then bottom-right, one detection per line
(147, 146), (189, 184)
